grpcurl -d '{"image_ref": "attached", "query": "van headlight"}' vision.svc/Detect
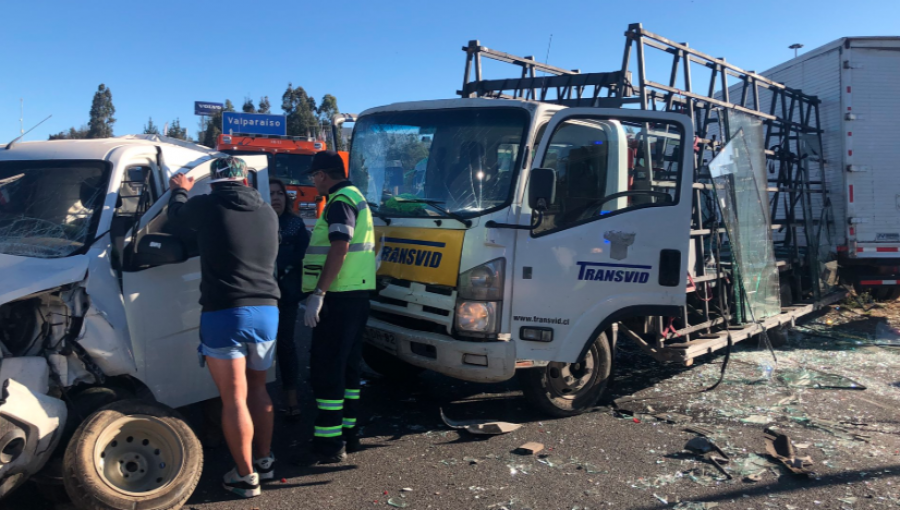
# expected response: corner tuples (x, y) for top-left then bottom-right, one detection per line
(455, 259), (504, 335)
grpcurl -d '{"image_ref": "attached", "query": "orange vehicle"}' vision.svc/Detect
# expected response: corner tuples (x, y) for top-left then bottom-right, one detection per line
(217, 133), (348, 226)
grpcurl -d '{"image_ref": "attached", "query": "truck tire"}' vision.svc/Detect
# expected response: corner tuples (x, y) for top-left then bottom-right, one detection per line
(517, 332), (612, 417)
(362, 344), (425, 381)
(872, 286), (900, 302)
(63, 400), (202, 510)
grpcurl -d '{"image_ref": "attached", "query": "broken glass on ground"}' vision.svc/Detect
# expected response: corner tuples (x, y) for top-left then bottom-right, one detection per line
(387, 497), (409, 508)
(776, 367), (866, 390)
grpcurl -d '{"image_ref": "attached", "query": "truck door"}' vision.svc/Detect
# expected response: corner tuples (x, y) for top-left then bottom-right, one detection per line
(510, 109), (693, 363)
(120, 156), (269, 408)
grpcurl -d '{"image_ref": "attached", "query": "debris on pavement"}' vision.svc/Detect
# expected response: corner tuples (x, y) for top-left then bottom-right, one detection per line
(513, 442), (544, 455)
(764, 427), (814, 476)
(440, 408), (522, 435)
(655, 412), (693, 424)
(684, 436), (732, 480)
(674, 503), (719, 510)
(683, 425), (717, 437)
(387, 497), (409, 508)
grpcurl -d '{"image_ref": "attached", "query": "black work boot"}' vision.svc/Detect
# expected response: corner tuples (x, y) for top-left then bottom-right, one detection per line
(313, 445), (347, 464)
(344, 428), (362, 453)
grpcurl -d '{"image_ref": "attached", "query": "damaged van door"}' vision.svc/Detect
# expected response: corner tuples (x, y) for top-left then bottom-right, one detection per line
(119, 156), (270, 407)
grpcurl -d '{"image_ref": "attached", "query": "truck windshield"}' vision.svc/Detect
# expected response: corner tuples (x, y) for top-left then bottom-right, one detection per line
(273, 153), (314, 186)
(0, 160), (110, 258)
(349, 108), (529, 218)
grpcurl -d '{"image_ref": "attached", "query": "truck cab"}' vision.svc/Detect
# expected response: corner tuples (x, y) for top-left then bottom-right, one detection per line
(356, 29), (843, 417)
(355, 98), (693, 415)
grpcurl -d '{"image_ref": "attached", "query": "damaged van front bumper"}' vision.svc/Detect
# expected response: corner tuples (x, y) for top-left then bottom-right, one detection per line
(0, 376), (67, 497)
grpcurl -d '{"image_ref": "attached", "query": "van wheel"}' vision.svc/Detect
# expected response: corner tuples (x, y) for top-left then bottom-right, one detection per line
(362, 344), (425, 381)
(63, 400), (202, 510)
(517, 332), (612, 417)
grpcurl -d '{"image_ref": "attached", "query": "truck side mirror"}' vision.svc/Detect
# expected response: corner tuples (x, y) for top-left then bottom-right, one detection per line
(528, 168), (556, 212)
(133, 233), (187, 267)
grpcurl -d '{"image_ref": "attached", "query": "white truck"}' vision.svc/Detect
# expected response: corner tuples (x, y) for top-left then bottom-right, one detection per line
(351, 25), (845, 416)
(755, 36), (900, 298)
(0, 135), (270, 508)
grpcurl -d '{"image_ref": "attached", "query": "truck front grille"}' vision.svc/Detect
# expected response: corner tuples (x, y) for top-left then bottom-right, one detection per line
(371, 279), (457, 334)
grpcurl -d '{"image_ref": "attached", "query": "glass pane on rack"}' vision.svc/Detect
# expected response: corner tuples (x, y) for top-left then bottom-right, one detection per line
(709, 129), (781, 321)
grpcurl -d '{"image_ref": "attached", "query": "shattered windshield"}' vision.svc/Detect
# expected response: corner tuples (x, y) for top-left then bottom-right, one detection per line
(349, 108), (529, 218)
(0, 160), (110, 258)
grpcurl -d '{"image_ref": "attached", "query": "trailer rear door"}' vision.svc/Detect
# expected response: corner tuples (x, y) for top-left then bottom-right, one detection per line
(848, 45), (900, 246)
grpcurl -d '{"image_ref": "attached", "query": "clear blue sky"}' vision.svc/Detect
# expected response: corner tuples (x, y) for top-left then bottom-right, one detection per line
(1, 0), (897, 143)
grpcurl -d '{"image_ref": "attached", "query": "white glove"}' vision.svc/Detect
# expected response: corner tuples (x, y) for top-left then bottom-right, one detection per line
(304, 293), (325, 328)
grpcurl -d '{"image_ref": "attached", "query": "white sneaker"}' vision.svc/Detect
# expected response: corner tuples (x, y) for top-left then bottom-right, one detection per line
(254, 452), (276, 481)
(222, 467), (260, 498)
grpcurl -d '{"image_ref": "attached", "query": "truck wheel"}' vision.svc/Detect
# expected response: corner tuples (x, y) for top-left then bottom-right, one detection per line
(517, 332), (612, 417)
(872, 286), (900, 301)
(63, 400), (202, 510)
(362, 344), (425, 381)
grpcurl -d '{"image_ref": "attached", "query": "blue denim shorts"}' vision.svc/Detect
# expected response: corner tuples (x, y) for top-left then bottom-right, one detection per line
(199, 306), (279, 371)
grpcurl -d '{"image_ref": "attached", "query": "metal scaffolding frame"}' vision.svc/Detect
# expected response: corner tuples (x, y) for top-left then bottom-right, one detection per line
(458, 23), (834, 360)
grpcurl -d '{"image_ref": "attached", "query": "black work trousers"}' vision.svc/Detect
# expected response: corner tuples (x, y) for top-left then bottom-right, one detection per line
(309, 292), (369, 454)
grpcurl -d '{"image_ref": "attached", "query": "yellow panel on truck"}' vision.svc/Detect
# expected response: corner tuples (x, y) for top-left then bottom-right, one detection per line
(376, 227), (464, 287)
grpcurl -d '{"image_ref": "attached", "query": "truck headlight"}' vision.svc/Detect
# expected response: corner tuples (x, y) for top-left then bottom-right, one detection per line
(458, 258), (505, 301)
(456, 301), (499, 333)
(456, 259), (505, 335)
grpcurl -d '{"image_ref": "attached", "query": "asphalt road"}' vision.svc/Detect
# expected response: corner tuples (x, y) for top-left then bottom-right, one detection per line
(7, 307), (900, 510)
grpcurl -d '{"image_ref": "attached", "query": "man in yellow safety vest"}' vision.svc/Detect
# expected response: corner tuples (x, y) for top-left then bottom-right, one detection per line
(300, 151), (375, 463)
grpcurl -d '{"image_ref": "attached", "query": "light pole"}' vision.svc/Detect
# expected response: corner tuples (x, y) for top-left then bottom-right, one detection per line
(790, 43), (804, 58)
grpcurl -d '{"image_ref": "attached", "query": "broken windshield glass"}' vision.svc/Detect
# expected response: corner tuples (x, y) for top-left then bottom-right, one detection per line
(0, 160), (110, 258)
(349, 108), (529, 218)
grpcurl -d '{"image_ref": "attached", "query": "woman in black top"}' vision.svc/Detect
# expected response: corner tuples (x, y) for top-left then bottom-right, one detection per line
(270, 179), (311, 418)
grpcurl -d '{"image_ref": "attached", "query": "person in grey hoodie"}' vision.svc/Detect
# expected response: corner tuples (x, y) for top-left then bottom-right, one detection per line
(168, 156), (279, 498)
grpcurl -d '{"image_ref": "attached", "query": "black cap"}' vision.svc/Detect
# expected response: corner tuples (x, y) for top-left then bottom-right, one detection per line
(307, 151), (345, 175)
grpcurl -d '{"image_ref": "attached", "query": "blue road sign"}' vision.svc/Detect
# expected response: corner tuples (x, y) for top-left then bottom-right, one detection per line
(222, 112), (287, 136)
(194, 101), (224, 116)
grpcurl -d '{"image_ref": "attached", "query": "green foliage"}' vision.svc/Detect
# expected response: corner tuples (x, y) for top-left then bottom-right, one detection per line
(281, 83), (319, 138)
(318, 94), (340, 149)
(87, 84), (116, 138)
(242, 98), (256, 113)
(258, 96), (271, 114)
(143, 117), (159, 135)
(49, 125), (89, 140)
(166, 118), (188, 140)
(199, 99), (233, 147)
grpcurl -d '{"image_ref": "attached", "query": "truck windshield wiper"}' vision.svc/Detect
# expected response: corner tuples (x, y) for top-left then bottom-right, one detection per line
(368, 206), (392, 225)
(392, 197), (473, 227)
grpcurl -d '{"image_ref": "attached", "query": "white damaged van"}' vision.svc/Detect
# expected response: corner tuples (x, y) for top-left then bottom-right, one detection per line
(0, 135), (270, 509)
